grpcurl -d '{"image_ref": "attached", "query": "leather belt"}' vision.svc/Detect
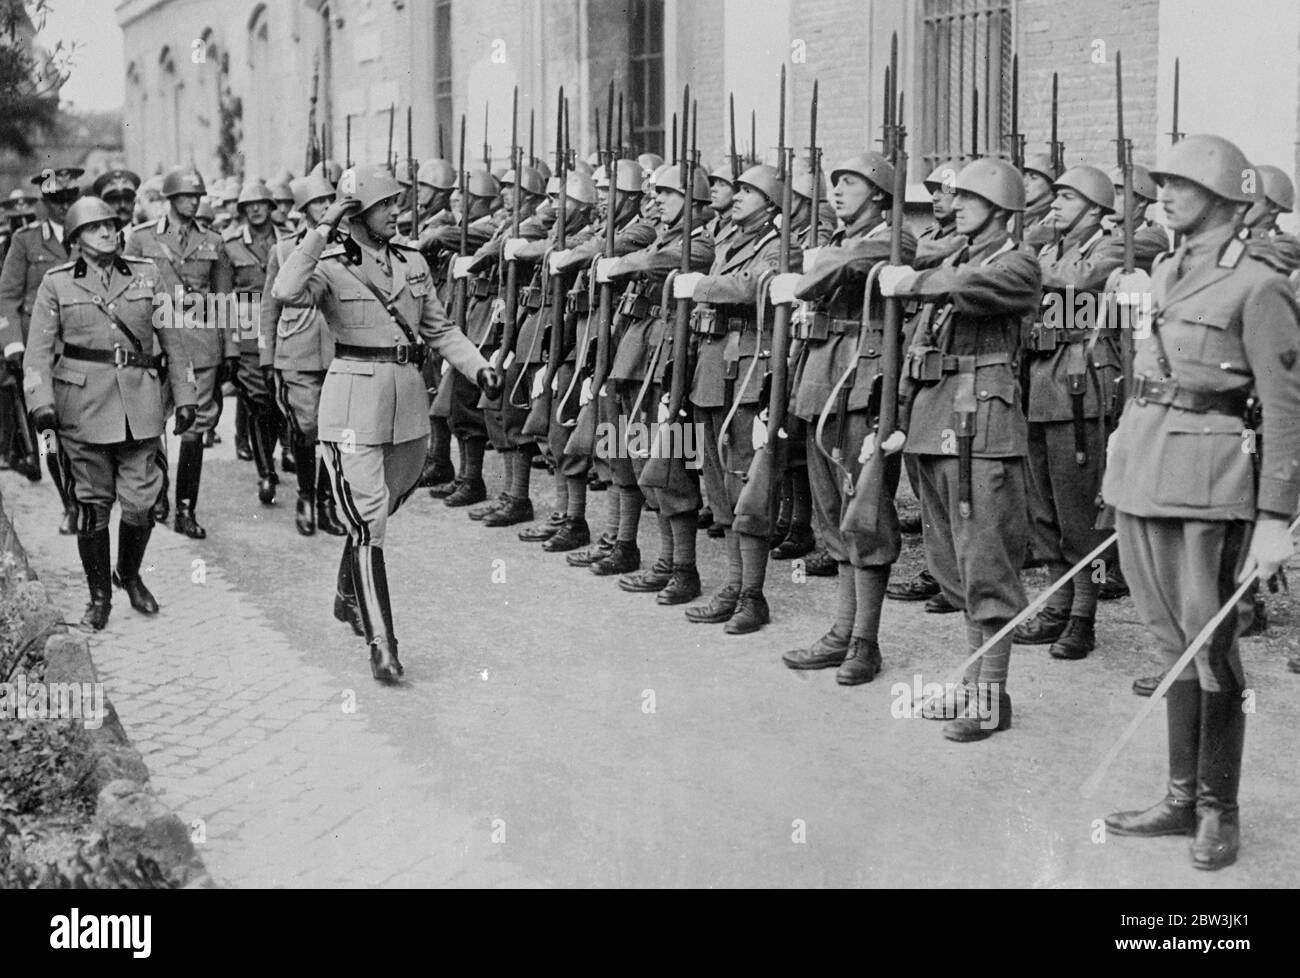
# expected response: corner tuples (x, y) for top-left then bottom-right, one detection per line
(691, 307), (749, 337)
(618, 292), (660, 320)
(1027, 325), (1096, 353)
(62, 343), (163, 369)
(940, 352), (1015, 374)
(1131, 375), (1251, 416)
(334, 342), (427, 366)
(793, 310), (862, 341)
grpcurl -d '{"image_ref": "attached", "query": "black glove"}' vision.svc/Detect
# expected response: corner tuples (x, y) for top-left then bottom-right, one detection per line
(261, 365), (276, 389)
(173, 404), (197, 435)
(222, 356), (240, 386)
(477, 366), (502, 401)
(30, 405), (56, 434)
(4, 350), (23, 379)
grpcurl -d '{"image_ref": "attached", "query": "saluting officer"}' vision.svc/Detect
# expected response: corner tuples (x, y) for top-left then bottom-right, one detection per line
(1013, 165), (1123, 661)
(224, 180), (291, 505)
(878, 158), (1042, 740)
(125, 166), (236, 539)
(272, 165), (500, 684)
(0, 166), (82, 508)
(776, 152), (918, 683)
(22, 197), (197, 629)
(673, 164), (790, 632)
(259, 173), (347, 538)
(1102, 135), (1300, 871)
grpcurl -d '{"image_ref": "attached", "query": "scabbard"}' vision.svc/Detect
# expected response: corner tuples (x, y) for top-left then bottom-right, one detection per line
(1068, 374), (1088, 466)
(953, 366), (978, 520)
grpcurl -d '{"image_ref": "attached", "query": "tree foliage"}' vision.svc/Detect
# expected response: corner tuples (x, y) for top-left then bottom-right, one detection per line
(0, 0), (75, 155)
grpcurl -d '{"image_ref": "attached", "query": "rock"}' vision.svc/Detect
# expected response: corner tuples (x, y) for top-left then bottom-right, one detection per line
(95, 779), (206, 886)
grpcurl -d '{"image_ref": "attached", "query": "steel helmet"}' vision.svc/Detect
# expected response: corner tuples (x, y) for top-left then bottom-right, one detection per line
(791, 165), (827, 202)
(501, 165), (546, 197)
(533, 159), (553, 181)
(637, 153), (664, 173)
(63, 195), (120, 240)
(236, 180), (276, 208)
(1023, 153), (1059, 182)
(656, 164), (711, 203)
(563, 172), (599, 207)
(708, 163), (736, 188)
(954, 158), (1026, 211)
(1150, 134), (1253, 204)
(394, 158), (418, 185)
(290, 174), (336, 211)
(1052, 165), (1115, 212)
(418, 158), (457, 191)
(1256, 164), (1295, 213)
(140, 174), (164, 197)
(923, 160), (961, 193)
(592, 165), (608, 190)
(735, 164), (784, 205)
(267, 179), (294, 203)
(573, 159), (594, 177)
(608, 159), (644, 193)
(337, 164), (404, 212)
(7, 188), (36, 216)
(830, 153), (894, 195)
(1109, 164), (1159, 202)
(465, 169), (499, 199)
(161, 166), (206, 198)
(650, 163), (672, 188)
(310, 159), (343, 187)
(92, 168), (141, 198)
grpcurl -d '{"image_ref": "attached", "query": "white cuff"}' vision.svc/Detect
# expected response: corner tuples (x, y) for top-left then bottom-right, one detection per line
(4, 342), (24, 358)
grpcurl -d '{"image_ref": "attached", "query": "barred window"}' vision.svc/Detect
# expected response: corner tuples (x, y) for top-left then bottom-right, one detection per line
(628, 0), (665, 157)
(920, 0), (1015, 170)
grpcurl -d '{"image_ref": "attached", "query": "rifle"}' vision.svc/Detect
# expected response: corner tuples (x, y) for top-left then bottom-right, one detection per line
(971, 85), (979, 160)
(483, 104), (492, 169)
(641, 87), (697, 490)
(345, 114), (352, 168)
(1049, 72), (1063, 176)
(1009, 54), (1024, 244)
(733, 71), (796, 537)
(386, 103), (396, 175)
(561, 82), (616, 462)
(882, 66), (893, 157)
(1169, 57), (1184, 145)
(1114, 51), (1136, 407)
(406, 105), (417, 231)
(304, 55), (321, 173)
(750, 110), (756, 166)
(729, 93), (739, 181)
(529, 108), (536, 168)
(431, 114), (472, 420)
(523, 88), (570, 437)
(671, 110), (677, 164)
(439, 124), (445, 159)
(842, 33), (907, 538)
(808, 79), (821, 244)
(494, 86), (523, 385)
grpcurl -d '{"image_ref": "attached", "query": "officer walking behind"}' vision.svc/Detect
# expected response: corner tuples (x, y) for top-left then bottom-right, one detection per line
(125, 166), (237, 539)
(93, 169), (142, 233)
(261, 174), (348, 538)
(878, 158), (1042, 740)
(1102, 135), (1300, 871)
(224, 180), (291, 506)
(272, 165), (500, 684)
(22, 197), (197, 629)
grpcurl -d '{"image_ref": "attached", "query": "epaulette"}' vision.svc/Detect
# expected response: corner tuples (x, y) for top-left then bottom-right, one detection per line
(121, 254), (152, 264)
(1217, 236), (1246, 269)
(47, 259), (77, 273)
(221, 224), (243, 242)
(390, 240), (419, 253)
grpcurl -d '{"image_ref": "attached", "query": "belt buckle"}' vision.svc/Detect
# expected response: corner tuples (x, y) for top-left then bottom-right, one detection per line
(113, 345), (129, 368)
(395, 345), (410, 365)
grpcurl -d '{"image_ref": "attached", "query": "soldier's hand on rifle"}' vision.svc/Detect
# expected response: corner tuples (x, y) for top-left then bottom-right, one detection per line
(859, 429), (906, 463)
(451, 255), (476, 280)
(673, 272), (703, 299)
(595, 257), (620, 283)
(1112, 269), (1152, 304)
(751, 411), (769, 451)
(321, 196), (361, 230)
(1239, 516), (1294, 585)
(769, 273), (802, 305)
(29, 405), (56, 434)
(548, 249), (572, 274)
(578, 377), (593, 407)
(476, 366), (503, 401)
(173, 404), (197, 435)
(503, 237), (528, 262)
(877, 265), (917, 297)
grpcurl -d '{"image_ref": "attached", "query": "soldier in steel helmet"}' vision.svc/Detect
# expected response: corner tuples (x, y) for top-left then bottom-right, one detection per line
(272, 164), (501, 684)
(1239, 164), (1300, 276)
(1101, 134), (1300, 871)
(706, 164), (737, 242)
(877, 156), (1042, 740)
(124, 165), (237, 539)
(22, 196), (198, 630)
(1012, 165), (1125, 661)
(774, 151), (918, 684)
(1022, 153), (1060, 251)
(259, 173), (347, 539)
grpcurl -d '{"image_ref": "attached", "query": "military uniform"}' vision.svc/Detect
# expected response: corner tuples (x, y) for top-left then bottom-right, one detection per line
(125, 200), (236, 536)
(23, 244), (197, 629)
(1102, 137), (1300, 871)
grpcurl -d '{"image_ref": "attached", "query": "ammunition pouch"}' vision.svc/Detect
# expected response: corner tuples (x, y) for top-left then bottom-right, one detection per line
(566, 287), (590, 314)
(519, 285), (548, 310)
(792, 308), (858, 341)
(618, 286), (660, 321)
(470, 275), (493, 299)
(691, 306), (748, 337)
(906, 347), (1015, 383)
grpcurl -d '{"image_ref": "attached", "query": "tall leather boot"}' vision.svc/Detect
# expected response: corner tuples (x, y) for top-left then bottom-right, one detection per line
(1104, 679), (1200, 837)
(293, 435), (317, 535)
(352, 544), (402, 683)
(333, 538), (364, 636)
(151, 438), (171, 524)
(112, 520), (159, 614)
(77, 527), (112, 630)
(251, 411), (278, 505)
(173, 437), (207, 539)
(1190, 688), (1246, 871)
(314, 455), (347, 536)
(234, 395), (252, 459)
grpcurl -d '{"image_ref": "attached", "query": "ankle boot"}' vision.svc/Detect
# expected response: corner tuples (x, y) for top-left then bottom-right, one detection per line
(77, 528), (112, 631)
(542, 517), (591, 553)
(483, 495), (534, 527)
(590, 540), (640, 576)
(1105, 680), (1200, 837)
(771, 524), (816, 560)
(518, 511), (566, 542)
(1049, 615), (1096, 660)
(296, 497), (317, 536)
(782, 626), (851, 669)
(1012, 605), (1069, 645)
(1190, 688), (1245, 870)
(333, 539), (365, 637)
(566, 532), (614, 566)
(619, 555), (674, 593)
(942, 686), (1013, 742)
(444, 476), (488, 507)
(469, 491), (511, 520)
(112, 521), (159, 614)
(835, 637), (883, 685)
(656, 564), (701, 605)
(724, 588), (770, 635)
(685, 583), (741, 624)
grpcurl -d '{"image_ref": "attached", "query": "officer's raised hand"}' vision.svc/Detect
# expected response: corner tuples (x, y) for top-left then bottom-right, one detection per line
(320, 196), (362, 231)
(477, 366), (503, 401)
(30, 405), (56, 434)
(173, 404), (197, 435)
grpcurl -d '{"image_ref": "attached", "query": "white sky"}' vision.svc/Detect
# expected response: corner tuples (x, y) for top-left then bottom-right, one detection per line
(37, 0), (126, 112)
